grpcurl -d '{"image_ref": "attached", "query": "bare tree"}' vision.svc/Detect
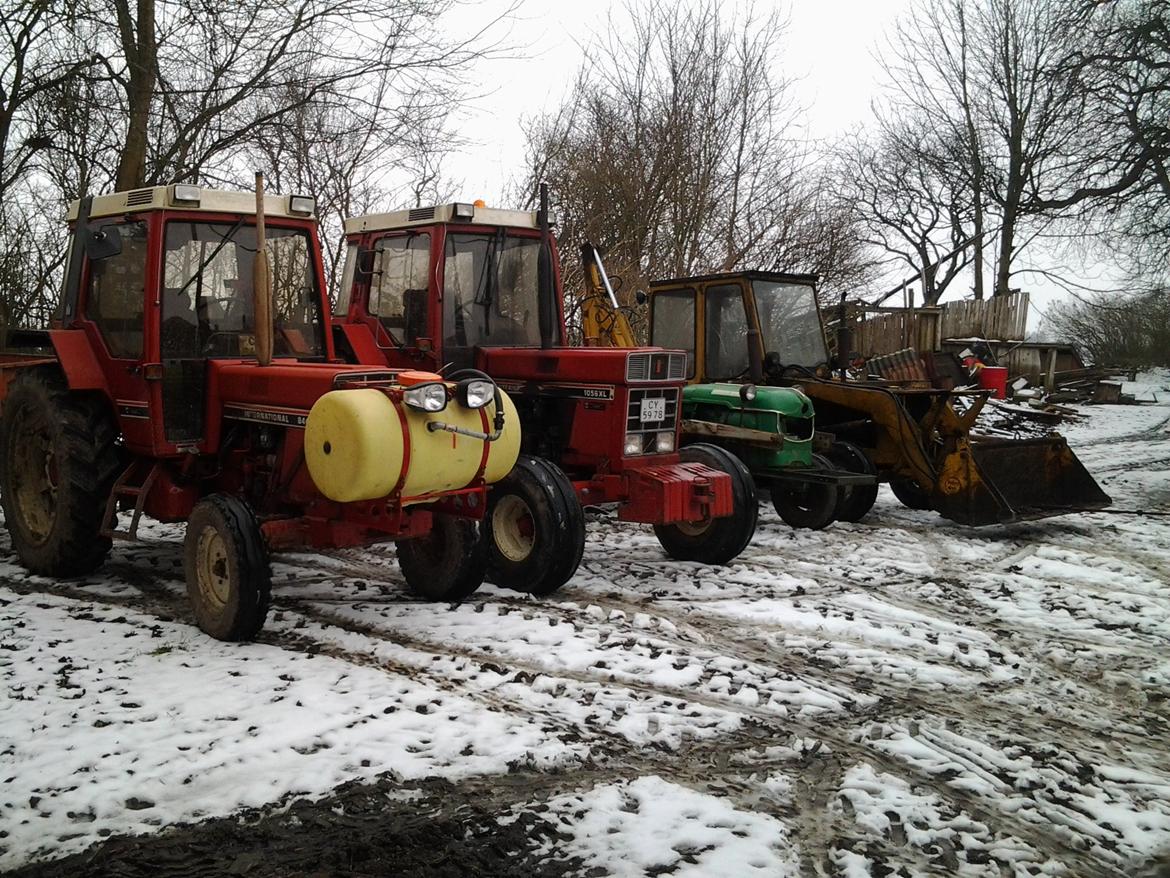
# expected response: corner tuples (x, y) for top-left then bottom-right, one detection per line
(520, 0), (870, 337)
(1043, 285), (1170, 366)
(879, 0), (1095, 296)
(834, 121), (975, 305)
(248, 61), (462, 299)
(0, 0), (104, 201)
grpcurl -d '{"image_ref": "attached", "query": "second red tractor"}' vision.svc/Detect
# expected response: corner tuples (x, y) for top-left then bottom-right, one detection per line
(333, 193), (758, 595)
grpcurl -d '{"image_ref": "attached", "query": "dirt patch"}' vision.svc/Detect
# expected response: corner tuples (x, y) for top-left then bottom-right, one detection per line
(8, 773), (589, 878)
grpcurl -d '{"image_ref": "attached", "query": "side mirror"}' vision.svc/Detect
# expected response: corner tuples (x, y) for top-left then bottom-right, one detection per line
(634, 290), (648, 306)
(84, 226), (122, 261)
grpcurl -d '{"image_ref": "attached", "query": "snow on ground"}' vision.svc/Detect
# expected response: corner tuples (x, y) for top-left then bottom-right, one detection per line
(2, 371), (1169, 875)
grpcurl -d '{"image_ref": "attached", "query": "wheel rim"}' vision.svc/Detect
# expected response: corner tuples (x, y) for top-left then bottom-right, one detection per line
(195, 525), (232, 609)
(11, 410), (58, 544)
(492, 494), (535, 562)
(673, 515), (713, 537)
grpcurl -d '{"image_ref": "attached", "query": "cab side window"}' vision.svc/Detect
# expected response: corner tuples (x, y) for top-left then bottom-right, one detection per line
(86, 222), (148, 359)
(372, 233), (430, 344)
(650, 288), (696, 378)
(705, 284), (751, 381)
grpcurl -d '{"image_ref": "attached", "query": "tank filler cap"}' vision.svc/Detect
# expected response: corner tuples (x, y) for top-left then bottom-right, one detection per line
(397, 370), (445, 387)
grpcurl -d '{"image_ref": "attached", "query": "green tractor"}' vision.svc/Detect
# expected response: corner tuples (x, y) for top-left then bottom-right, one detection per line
(676, 380), (876, 530)
(649, 270), (1109, 527)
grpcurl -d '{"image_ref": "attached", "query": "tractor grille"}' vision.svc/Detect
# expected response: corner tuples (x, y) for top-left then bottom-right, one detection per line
(626, 351), (687, 382)
(626, 388), (680, 454)
(784, 416), (814, 440)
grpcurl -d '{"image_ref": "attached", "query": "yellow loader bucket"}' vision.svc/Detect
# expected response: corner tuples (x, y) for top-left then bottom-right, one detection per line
(932, 435), (1111, 526)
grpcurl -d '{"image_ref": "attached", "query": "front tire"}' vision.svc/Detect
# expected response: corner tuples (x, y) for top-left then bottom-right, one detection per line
(890, 477), (933, 510)
(398, 514), (485, 602)
(770, 453), (843, 530)
(826, 441), (878, 522)
(0, 368), (120, 577)
(184, 494), (271, 642)
(654, 443), (757, 564)
(482, 456), (585, 596)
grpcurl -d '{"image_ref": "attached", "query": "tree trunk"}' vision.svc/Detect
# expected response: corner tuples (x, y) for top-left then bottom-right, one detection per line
(971, 184), (985, 300)
(995, 202), (1016, 296)
(113, 0), (156, 191)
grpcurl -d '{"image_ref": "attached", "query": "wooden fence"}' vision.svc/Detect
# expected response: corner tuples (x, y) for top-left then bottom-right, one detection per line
(850, 292), (1029, 357)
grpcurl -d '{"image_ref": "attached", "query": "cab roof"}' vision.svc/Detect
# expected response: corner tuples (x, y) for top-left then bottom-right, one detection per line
(344, 203), (541, 235)
(650, 270), (819, 289)
(67, 185), (316, 221)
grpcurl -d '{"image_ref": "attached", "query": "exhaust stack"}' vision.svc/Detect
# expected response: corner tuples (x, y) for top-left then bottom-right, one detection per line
(537, 182), (556, 349)
(253, 172), (274, 366)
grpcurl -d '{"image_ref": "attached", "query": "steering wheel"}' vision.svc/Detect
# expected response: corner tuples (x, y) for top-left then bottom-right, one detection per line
(202, 331), (239, 357)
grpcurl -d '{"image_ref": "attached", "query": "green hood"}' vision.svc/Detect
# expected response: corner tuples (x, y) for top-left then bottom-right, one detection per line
(682, 383), (813, 419)
(681, 382), (815, 471)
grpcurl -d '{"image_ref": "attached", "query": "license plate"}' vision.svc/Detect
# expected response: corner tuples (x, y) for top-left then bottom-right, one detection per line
(639, 397), (666, 422)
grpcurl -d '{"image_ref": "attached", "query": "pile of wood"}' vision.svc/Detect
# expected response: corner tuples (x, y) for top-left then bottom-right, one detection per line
(1044, 367), (1140, 404)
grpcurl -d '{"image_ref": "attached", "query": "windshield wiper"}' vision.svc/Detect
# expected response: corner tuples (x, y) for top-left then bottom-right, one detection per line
(474, 228), (506, 336)
(176, 217), (245, 301)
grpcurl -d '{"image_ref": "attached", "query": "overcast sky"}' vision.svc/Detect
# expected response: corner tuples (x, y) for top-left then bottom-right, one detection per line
(446, 0), (908, 197)
(440, 0), (1070, 327)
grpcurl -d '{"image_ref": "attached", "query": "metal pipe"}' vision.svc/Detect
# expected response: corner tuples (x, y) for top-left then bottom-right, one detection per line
(537, 182), (556, 349)
(253, 172), (273, 366)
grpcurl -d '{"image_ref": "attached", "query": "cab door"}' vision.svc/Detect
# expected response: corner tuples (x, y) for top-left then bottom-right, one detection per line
(79, 218), (155, 452)
(365, 231), (437, 369)
(700, 281), (755, 382)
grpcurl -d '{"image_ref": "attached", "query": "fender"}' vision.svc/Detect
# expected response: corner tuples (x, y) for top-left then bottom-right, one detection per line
(49, 329), (107, 391)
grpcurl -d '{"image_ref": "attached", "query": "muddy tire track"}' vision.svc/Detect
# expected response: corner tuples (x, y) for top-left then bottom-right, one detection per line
(282, 597), (1138, 876)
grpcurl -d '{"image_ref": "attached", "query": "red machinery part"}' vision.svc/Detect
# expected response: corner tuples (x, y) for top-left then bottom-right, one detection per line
(615, 462), (734, 525)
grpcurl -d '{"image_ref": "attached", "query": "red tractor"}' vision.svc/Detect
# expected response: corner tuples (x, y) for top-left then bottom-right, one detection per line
(0, 182), (521, 641)
(333, 190), (758, 596)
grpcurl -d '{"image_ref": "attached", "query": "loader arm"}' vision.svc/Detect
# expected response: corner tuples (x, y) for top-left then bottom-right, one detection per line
(579, 242), (638, 348)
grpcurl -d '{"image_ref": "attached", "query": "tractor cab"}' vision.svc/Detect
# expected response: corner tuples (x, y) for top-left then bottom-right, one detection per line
(334, 202), (561, 373)
(61, 185), (330, 459)
(648, 270), (828, 383)
(335, 202), (692, 474)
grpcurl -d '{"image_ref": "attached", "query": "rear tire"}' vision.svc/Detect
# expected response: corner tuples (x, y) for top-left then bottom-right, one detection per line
(184, 494), (271, 641)
(771, 453), (843, 530)
(0, 368), (120, 576)
(398, 514), (485, 602)
(826, 441), (878, 522)
(654, 443), (757, 564)
(482, 455), (584, 596)
(890, 477), (933, 511)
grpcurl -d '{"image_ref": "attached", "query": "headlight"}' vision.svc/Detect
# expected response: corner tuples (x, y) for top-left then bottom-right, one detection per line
(403, 382), (448, 412)
(457, 378), (494, 409)
(655, 431), (675, 453)
(740, 384), (758, 403)
(624, 433), (643, 456)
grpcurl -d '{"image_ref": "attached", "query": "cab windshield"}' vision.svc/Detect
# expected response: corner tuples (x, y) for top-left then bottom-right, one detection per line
(161, 222), (324, 359)
(753, 279), (827, 368)
(442, 232), (542, 365)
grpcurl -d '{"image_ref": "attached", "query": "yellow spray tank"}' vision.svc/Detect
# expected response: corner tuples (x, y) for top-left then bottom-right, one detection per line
(303, 372), (520, 504)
